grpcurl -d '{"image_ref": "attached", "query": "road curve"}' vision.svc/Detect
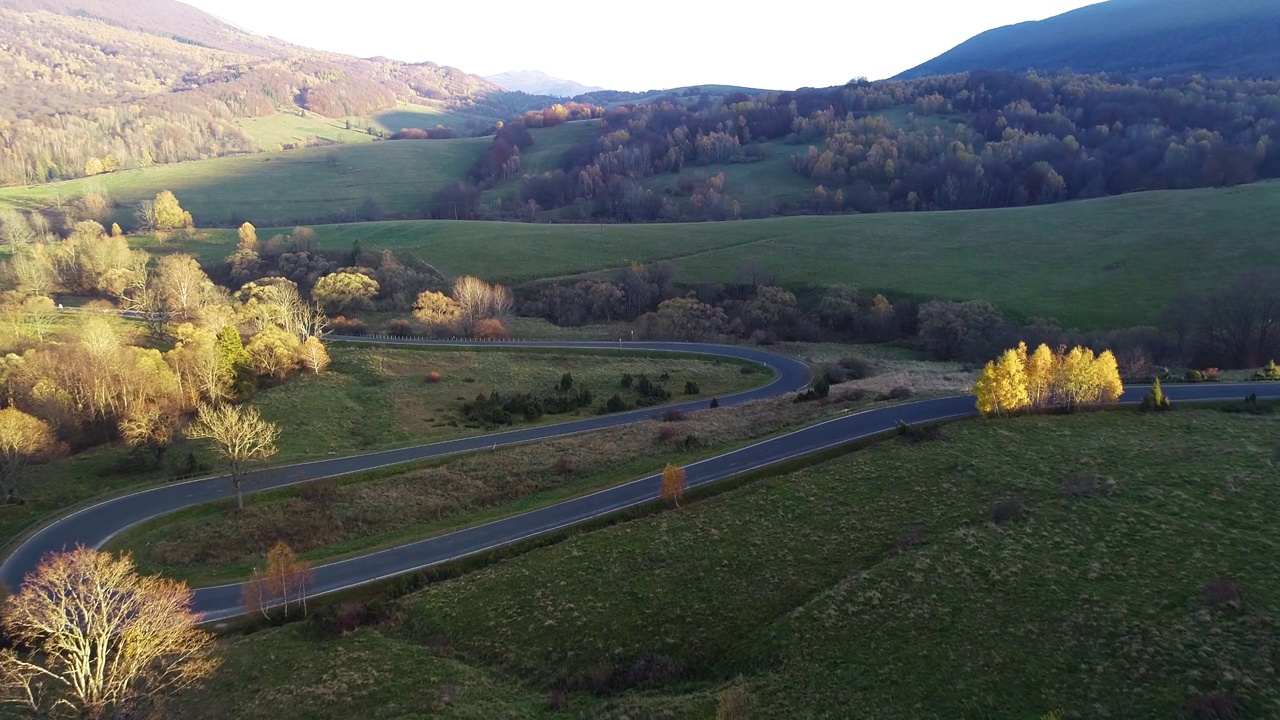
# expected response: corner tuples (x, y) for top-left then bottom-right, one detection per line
(0, 339), (810, 604)
(4, 338), (1278, 621)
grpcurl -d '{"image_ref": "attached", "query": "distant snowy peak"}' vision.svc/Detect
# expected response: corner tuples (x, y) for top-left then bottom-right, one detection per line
(485, 70), (605, 98)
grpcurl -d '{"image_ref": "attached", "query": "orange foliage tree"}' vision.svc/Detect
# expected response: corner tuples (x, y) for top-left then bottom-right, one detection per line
(242, 541), (314, 619)
(660, 463), (686, 507)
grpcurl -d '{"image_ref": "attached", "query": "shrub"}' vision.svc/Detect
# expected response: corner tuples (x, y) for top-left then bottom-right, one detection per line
(656, 425), (682, 442)
(603, 394), (628, 413)
(424, 371), (443, 384)
(548, 688), (568, 712)
(897, 420), (942, 443)
(894, 527), (929, 554)
(738, 365), (756, 375)
(991, 498), (1025, 525)
(552, 456), (574, 475)
(658, 372), (671, 382)
(684, 381), (700, 395)
(794, 377), (831, 404)
(299, 478), (337, 504)
(678, 434), (702, 451)
(620, 373), (634, 389)
(837, 387), (868, 403)
(1061, 475), (1103, 499)
(1201, 576), (1241, 610)
(386, 318), (414, 336)
(1185, 369), (1206, 382)
(1185, 691), (1241, 720)
(838, 355), (872, 379)
(307, 600), (403, 640)
(328, 315), (368, 335)
(475, 318), (507, 339)
(710, 397), (720, 409)
(620, 652), (679, 690)
(662, 408), (686, 422)
(878, 385), (913, 401)
(1140, 378), (1171, 411)
(717, 685), (756, 720)
(818, 363), (846, 384)
(559, 372), (574, 391)
(1255, 359), (1280, 380)
(1203, 367), (1221, 381)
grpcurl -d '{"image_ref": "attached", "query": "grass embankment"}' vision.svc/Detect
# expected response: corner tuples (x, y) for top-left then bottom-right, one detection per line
(170, 405), (1280, 719)
(0, 345), (764, 551)
(134, 181), (1280, 329)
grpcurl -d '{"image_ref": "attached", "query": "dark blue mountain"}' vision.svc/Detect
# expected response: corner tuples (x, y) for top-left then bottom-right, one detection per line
(895, 0), (1280, 80)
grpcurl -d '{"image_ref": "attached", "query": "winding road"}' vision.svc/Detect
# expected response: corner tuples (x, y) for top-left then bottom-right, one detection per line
(2, 338), (1277, 622)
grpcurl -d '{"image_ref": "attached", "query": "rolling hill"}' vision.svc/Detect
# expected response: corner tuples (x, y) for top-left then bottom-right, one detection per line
(485, 70), (604, 97)
(118, 180), (1280, 330)
(0, 0), (558, 186)
(896, 0), (1280, 80)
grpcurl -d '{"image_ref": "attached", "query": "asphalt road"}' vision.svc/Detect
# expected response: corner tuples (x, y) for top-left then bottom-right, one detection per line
(2, 337), (1277, 622)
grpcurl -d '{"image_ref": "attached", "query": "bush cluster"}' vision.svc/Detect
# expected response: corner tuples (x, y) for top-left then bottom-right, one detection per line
(794, 377), (830, 403)
(463, 386), (594, 426)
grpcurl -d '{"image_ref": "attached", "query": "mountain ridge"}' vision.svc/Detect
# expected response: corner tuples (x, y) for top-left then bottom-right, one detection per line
(485, 70), (605, 98)
(895, 0), (1280, 80)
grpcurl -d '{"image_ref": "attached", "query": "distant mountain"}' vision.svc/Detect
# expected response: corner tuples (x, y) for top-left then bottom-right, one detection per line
(895, 0), (1280, 80)
(485, 70), (604, 98)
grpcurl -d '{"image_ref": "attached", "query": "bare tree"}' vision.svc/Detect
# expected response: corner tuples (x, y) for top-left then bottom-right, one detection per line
(300, 336), (330, 375)
(152, 254), (212, 322)
(133, 200), (157, 232)
(186, 403), (280, 511)
(0, 547), (218, 718)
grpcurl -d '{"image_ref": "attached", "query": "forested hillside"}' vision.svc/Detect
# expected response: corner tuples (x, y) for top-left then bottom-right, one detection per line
(896, 0), (1280, 80)
(0, 0), (557, 186)
(457, 72), (1280, 221)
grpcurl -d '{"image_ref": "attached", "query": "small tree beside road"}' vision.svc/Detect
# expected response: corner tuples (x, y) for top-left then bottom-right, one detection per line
(186, 403), (280, 511)
(661, 463), (686, 507)
(242, 541), (314, 618)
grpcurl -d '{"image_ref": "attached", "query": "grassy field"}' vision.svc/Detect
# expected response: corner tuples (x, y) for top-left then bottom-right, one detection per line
(170, 404), (1280, 719)
(233, 112), (377, 150)
(0, 138), (489, 228)
(481, 120), (602, 207)
(639, 142), (816, 216)
(253, 344), (764, 462)
(140, 180), (1280, 329)
(370, 102), (484, 134)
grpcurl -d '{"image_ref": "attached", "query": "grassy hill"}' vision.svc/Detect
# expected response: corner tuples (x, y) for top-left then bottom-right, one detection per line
(168, 405), (1280, 718)
(896, 0), (1280, 79)
(0, 138), (490, 227)
(140, 181), (1280, 329)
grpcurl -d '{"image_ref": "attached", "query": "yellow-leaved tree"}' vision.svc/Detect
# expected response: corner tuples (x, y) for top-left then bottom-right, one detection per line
(975, 343), (1123, 415)
(1024, 342), (1056, 407)
(1094, 350), (1124, 403)
(1054, 346), (1098, 407)
(974, 347), (1030, 416)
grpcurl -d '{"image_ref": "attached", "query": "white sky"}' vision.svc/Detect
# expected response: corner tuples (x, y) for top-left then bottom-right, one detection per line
(185, 0), (1104, 90)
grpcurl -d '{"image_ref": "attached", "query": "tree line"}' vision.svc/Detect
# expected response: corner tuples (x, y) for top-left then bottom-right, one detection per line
(0, 203), (337, 498)
(439, 70), (1280, 222)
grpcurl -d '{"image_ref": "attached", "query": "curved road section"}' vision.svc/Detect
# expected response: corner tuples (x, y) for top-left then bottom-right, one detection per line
(3, 338), (1278, 622)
